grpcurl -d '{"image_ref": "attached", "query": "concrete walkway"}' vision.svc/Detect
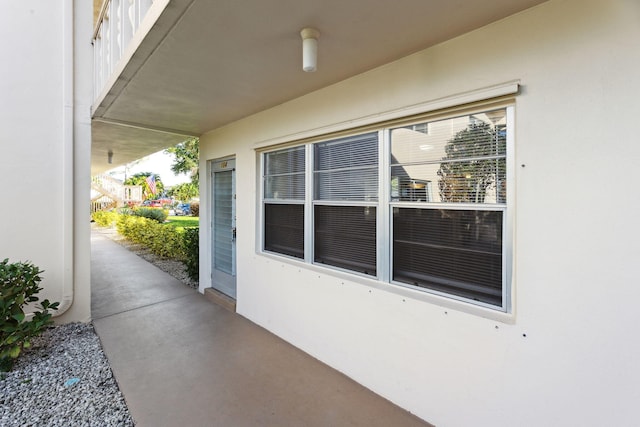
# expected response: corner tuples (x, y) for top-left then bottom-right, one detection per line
(91, 229), (431, 427)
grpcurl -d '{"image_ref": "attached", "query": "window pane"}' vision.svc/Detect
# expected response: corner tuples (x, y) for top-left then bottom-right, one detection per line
(265, 174), (305, 200)
(315, 133), (378, 171)
(265, 146), (305, 175)
(315, 167), (378, 201)
(314, 133), (378, 201)
(391, 159), (505, 203)
(265, 204), (304, 259)
(393, 208), (503, 306)
(314, 205), (376, 276)
(264, 146), (305, 200)
(391, 109), (506, 204)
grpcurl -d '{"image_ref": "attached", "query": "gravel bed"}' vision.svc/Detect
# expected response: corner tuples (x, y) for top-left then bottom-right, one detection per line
(0, 226), (194, 426)
(0, 323), (134, 426)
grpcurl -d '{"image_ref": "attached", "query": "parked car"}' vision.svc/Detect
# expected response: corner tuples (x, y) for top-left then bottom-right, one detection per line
(174, 203), (191, 216)
(142, 200), (163, 207)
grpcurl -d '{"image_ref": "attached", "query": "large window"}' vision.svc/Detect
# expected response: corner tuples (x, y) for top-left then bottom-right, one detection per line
(261, 106), (511, 310)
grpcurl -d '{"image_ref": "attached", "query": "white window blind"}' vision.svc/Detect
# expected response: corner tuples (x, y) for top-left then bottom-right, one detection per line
(263, 146), (305, 259)
(314, 133), (378, 201)
(313, 133), (378, 275)
(264, 146), (306, 200)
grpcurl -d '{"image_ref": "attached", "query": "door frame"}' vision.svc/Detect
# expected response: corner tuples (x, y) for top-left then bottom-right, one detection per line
(209, 156), (236, 299)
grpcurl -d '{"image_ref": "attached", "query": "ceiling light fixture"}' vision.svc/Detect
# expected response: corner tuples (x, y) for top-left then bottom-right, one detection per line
(300, 27), (320, 72)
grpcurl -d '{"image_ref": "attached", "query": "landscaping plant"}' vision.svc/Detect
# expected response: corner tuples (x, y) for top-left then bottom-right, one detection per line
(91, 210), (118, 227)
(133, 207), (168, 223)
(189, 202), (199, 217)
(182, 227), (199, 281)
(116, 215), (186, 259)
(0, 259), (59, 371)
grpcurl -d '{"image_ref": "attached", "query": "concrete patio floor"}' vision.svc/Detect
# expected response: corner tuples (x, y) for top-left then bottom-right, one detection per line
(91, 229), (432, 427)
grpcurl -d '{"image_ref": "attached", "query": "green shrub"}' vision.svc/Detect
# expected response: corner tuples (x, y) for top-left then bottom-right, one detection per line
(0, 259), (59, 372)
(182, 227), (199, 281)
(91, 210), (118, 227)
(134, 207), (167, 223)
(116, 215), (185, 260)
(117, 215), (154, 245)
(147, 224), (186, 259)
(189, 202), (199, 217)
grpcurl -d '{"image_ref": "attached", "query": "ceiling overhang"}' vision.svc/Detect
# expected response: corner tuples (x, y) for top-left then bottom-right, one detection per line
(91, 0), (547, 174)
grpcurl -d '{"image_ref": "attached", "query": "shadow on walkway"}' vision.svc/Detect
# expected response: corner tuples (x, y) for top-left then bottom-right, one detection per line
(91, 229), (430, 427)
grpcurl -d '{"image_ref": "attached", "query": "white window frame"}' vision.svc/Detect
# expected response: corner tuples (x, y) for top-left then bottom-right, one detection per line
(259, 103), (514, 312)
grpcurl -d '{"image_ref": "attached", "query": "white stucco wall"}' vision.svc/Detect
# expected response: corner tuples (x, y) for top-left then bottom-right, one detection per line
(200, 0), (640, 425)
(0, 1), (92, 322)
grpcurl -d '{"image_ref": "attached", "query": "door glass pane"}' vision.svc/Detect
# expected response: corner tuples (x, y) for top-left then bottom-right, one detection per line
(214, 170), (233, 275)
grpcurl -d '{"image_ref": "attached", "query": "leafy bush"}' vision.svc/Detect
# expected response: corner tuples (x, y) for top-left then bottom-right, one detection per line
(134, 207), (167, 223)
(115, 214), (149, 244)
(182, 227), (199, 281)
(91, 210), (118, 227)
(147, 224), (186, 259)
(0, 259), (59, 372)
(189, 202), (199, 217)
(116, 215), (185, 259)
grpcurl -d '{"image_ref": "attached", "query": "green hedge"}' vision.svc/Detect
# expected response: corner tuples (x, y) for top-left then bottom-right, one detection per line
(116, 215), (185, 259)
(91, 210), (118, 227)
(182, 227), (199, 281)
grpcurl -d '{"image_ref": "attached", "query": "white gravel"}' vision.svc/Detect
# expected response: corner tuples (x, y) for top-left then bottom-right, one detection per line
(0, 323), (134, 426)
(0, 226), (195, 426)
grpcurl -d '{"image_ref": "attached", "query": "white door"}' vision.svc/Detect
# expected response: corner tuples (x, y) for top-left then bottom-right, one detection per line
(211, 158), (236, 298)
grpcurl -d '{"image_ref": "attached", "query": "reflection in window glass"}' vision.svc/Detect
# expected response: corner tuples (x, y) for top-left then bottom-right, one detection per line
(391, 110), (507, 204)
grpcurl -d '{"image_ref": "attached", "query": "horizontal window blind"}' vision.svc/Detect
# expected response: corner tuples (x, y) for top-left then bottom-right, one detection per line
(314, 132), (378, 201)
(265, 204), (304, 259)
(393, 208), (503, 306)
(314, 205), (377, 276)
(263, 146), (306, 258)
(313, 133), (379, 275)
(264, 146), (305, 200)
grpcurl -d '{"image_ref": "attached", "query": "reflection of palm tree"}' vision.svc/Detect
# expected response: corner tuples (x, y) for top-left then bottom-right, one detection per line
(437, 121), (506, 203)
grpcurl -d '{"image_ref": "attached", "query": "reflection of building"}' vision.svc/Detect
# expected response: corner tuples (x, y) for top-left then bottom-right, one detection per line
(391, 111), (506, 204)
(4, 1), (640, 426)
(392, 178), (433, 202)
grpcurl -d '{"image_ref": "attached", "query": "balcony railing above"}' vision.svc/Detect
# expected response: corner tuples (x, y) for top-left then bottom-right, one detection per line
(93, 0), (155, 102)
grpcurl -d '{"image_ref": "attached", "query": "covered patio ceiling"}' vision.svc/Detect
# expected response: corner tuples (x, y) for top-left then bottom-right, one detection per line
(91, 0), (547, 174)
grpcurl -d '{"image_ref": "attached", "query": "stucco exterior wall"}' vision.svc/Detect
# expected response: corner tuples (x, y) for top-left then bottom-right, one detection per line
(0, 1), (92, 323)
(199, 0), (640, 425)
